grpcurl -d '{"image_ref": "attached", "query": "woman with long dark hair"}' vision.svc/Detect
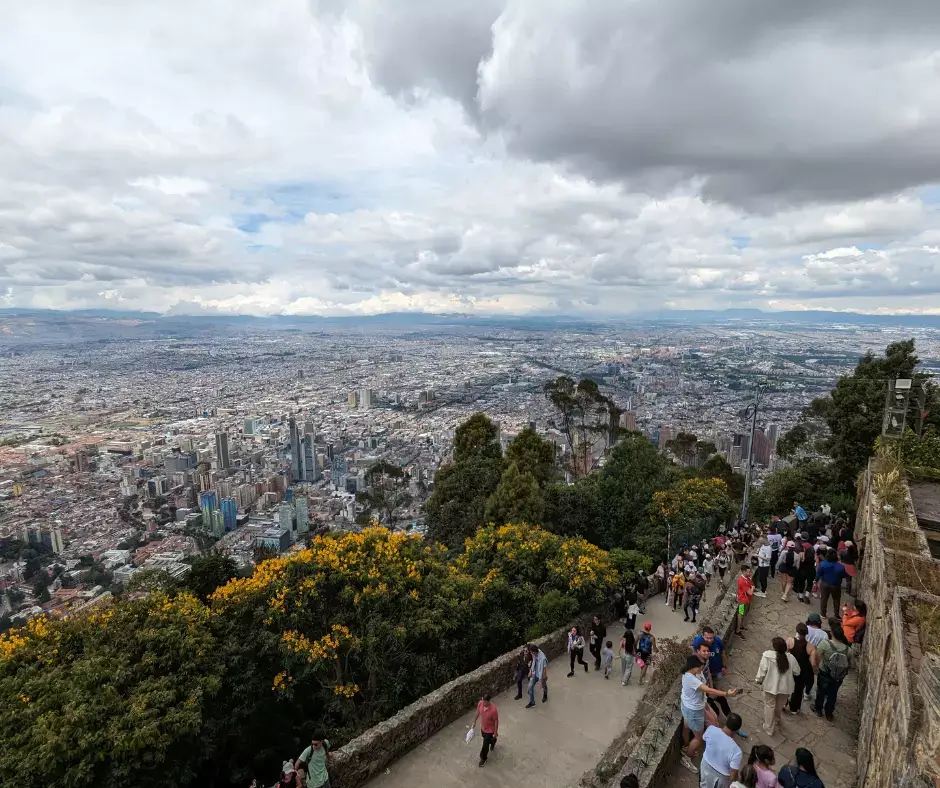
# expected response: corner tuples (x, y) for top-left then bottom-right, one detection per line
(778, 748), (824, 788)
(567, 626), (589, 677)
(785, 623), (816, 713)
(756, 636), (800, 736)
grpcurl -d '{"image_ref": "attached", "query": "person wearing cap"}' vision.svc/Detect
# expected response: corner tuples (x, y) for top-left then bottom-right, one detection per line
(278, 761), (298, 788)
(802, 613), (829, 702)
(296, 733), (331, 788)
(636, 622), (656, 684)
(816, 548), (847, 618)
(777, 540), (801, 602)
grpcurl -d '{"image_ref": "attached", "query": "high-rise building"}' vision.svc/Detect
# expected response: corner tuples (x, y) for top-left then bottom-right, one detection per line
(295, 496), (310, 535)
(620, 411), (637, 432)
(304, 420), (316, 439)
(243, 418), (259, 435)
(215, 432), (231, 470)
(359, 389), (375, 409)
(210, 509), (225, 539)
(752, 429), (772, 468)
(221, 497), (238, 532)
(21, 524), (42, 547)
(658, 426), (677, 452)
(767, 423), (779, 451)
(289, 417), (303, 483)
(165, 451), (196, 473)
(50, 526), (64, 555)
(331, 456), (348, 489)
(303, 433), (317, 481)
(278, 503), (294, 533)
(199, 491), (218, 524)
(347, 391), (358, 409)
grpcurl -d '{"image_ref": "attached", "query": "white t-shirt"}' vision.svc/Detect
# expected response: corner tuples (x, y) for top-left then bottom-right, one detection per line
(757, 544), (772, 568)
(702, 726), (743, 776)
(681, 671), (707, 710)
(767, 533), (783, 550)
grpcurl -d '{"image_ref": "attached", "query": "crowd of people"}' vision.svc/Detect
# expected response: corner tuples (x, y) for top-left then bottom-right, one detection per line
(677, 502), (864, 788)
(257, 503), (862, 787)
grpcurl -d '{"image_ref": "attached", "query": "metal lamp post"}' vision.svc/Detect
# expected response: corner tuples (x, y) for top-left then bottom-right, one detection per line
(740, 384), (765, 523)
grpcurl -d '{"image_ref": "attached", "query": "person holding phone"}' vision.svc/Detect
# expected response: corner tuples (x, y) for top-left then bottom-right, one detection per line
(680, 655), (742, 774)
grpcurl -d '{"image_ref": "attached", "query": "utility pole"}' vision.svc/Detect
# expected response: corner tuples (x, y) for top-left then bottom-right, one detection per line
(740, 384), (765, 523)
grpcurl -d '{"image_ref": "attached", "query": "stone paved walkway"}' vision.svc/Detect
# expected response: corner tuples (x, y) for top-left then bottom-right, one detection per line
(362, 589), (714, 788)
(663, 578), (859, 788)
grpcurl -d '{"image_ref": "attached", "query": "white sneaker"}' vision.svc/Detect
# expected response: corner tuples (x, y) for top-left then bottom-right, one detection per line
(680, 755), (699, 773)
(754, 591), (766, 597)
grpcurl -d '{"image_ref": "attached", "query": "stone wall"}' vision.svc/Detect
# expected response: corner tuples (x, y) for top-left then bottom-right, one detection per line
(606, 580), (740, 788)
(854, 463), (940, 788)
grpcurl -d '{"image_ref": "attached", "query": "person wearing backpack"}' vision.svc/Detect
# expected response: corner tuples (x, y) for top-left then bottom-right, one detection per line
(684, 574), (703, 623)
(636, 622), (656, 684)
(777, 541), (801, 602)
(810, 618), (851, 721)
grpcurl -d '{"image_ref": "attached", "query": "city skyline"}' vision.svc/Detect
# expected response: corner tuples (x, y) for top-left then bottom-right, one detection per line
(4, 2), (940, 317)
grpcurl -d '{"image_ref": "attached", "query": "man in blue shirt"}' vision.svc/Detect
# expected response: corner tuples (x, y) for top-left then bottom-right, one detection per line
(816, 548), (847, 618)
(792, 501), (808, 525)
(526, 643), (548, 708)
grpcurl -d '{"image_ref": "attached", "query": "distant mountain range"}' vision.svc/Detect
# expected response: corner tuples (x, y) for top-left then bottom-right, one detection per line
(2, 306), (940, 330)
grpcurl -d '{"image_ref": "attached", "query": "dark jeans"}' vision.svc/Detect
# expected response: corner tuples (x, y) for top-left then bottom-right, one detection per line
(590, 641), (602, 668)
(479, 731), (496, 762)
(569, 648), (588, 673)
(757, 566), (769, 593)
(626, 614), (637, 630)
(770, 551), (779, 578)
(820, 582), (842, 618)
(514, 666), (526, 697)
(673, 591), (681, 610)
(683, 599), (699, 621)
(707, 694), (731, 717)
(814, 671), (843, 715)
(789, 669), (812, 711)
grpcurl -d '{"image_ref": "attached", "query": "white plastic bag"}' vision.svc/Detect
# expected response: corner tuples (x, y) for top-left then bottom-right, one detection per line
(465, 726), (475, 744)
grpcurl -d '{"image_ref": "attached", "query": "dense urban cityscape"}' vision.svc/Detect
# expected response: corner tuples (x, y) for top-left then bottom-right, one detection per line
(2, 310), (938, 629)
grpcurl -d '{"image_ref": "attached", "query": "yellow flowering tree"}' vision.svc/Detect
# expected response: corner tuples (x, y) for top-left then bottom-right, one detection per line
(645, 477), (735, 557)
(0, 593), (224, 788)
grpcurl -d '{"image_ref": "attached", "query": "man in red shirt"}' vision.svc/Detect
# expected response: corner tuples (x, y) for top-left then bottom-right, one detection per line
(472, 693), (499, 767)
(735, 566), (754, 639)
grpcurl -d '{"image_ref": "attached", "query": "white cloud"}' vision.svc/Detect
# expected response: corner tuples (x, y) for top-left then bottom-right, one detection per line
(2, 1), (940, 316)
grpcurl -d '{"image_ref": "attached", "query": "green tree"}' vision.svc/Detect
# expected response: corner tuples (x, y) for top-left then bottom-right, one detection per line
(807, 340), (940, 485)
(357, 461), (412, 526)
(484, 463), (544, 525)
(544, 376), (618, 478)
(699, 454), (745, 502)
(505, 427), (557, 486)
(425, 413), (504, 547)
(645, 477), (735, 558)
(178, 553), (238, 601)
(542, 475), (602, 542)
(594, 432), (677, 550)
(665, 432), (716, 468)
(125, 568), (178, 594)
(748, 461), (851, 521)
(453, 412), (502, 463)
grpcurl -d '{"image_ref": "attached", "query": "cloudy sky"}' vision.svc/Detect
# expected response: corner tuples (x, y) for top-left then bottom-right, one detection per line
(4, 0), (940, 317)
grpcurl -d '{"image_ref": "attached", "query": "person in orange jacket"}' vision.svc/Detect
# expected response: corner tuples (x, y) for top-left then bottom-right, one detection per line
(841, 600), (867, 644)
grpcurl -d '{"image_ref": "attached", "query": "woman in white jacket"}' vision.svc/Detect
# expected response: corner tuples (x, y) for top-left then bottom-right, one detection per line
(755, 636), (800, 736)
(567, 626), (589, 677)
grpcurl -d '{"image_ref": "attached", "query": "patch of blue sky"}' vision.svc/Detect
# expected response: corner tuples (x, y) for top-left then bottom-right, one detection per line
(920, 186), (940, 205)
(731, 235), (751, 250)
(232, 180), (367, 231)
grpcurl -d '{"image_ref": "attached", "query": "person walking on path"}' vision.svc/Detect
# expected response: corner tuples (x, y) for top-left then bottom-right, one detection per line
(513, 644), (532, 699)
(731, 764), (759, 788)
(700, 712), (744, 788)
(589, 615), (607, 670)
(792, 502), (808, 530)
(755, 542), (772, 597)
(777, 540), (801, 602)
(785, 623), (817, 714)
(778, 748), (825, 788)
(471, 693), (499, 767)
(815, 549), (847, 618)
(694, 640), (747, 737)
(717, 551), (730, 584)
(802, 613), (828, 702)
(747, 744), (781, 788)
(626, 596), (640, 631)
(811, 619), (851, 721)
(637, 622), (656, 684)
(602, 640), (615, 679)
(680, 655), (743, 773)
(566, 626), (589, 677)
(295, 734), (331, 788)
(620, 628), (636, 686)
(755, 637), (800, 736)
(672, 570), (687, 612)
(684, 573), (704, 622)
(767, 526), (782, 580)
(636, 571), (650, 613)
(736, 566), (754, 639)
(837, 537), (858, 596)
(794, 533), (815, 605)
(526, 643), (548, 708)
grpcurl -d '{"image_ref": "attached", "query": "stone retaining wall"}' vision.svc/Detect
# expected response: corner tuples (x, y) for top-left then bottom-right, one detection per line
(607, 582), (740, 788)
(329, 573), (668, 788)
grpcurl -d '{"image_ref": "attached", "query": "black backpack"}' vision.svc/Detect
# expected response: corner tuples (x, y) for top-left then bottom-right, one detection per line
(853, 623), (866, 645)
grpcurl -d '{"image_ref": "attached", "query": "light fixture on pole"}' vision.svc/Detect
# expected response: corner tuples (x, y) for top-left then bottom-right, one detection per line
(882, 379), (912, 440)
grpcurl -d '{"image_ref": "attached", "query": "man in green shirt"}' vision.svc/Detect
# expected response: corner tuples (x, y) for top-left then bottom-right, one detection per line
(296, 734), (331, 788)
